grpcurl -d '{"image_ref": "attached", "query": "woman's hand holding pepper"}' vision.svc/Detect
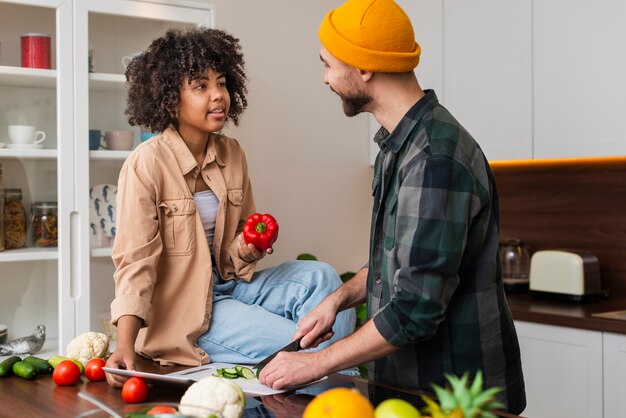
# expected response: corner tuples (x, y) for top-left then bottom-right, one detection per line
(236, 233), (273, 263)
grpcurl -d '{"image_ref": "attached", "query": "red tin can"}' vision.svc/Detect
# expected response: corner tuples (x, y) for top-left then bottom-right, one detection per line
(21, 33), (51, 69)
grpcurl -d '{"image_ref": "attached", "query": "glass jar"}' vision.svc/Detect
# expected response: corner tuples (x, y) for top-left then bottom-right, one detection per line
(4, 189), (27, 249)
(31, 201), (58, 247)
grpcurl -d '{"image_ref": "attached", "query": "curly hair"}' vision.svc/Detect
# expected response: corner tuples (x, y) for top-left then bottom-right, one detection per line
(125, 27), (247, 132)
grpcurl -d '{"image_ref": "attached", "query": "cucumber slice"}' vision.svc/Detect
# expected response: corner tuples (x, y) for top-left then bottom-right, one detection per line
(223, 367), (238, 375)
(238, 366), (255, 380)
(222, 371), (239, 379)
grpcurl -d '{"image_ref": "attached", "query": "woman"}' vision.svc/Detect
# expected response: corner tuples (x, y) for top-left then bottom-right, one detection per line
(105, 27), (355, 387)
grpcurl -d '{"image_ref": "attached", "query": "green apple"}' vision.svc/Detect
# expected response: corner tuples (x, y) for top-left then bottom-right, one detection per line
(374, 398), (421, 418)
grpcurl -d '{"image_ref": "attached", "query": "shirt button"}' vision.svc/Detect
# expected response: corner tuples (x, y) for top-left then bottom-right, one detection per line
(375, 277), (382, 285)
(171, 204), (178, 212)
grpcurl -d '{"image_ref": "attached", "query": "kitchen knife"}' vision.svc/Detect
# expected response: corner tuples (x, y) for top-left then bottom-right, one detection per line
(253, 337), (302, 370)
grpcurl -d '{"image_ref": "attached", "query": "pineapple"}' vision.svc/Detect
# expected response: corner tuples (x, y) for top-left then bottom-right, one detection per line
(419, 371), (504, 418)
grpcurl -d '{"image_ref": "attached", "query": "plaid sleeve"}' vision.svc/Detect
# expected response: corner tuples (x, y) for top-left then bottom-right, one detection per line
(373, 155), (476, 346)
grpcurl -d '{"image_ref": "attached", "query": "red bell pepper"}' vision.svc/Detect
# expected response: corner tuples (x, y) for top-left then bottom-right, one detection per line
(243, 213), (279, 251)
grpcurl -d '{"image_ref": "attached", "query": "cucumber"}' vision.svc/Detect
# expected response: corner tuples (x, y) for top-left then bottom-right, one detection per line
(255, 365), (264, 379)
(49, 355), (84, 374)
(0, 356), (22, 377)
(12, 361), (38, 380)
(23, 356), (53, 374)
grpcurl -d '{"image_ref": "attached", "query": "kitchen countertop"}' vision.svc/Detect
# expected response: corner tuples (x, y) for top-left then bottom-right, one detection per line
(0, 356), (522, 418)
(507, 291), (626, 334)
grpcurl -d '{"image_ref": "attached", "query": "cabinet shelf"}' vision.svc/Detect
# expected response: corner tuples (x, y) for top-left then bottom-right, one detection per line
(90, 247), (112, 258)
(0, 65), (57, 89)
(90, 150), (131, 160)
(0, 247), (58, 263)
(89, 72), (126, 92)
(0, 148), (58, 159)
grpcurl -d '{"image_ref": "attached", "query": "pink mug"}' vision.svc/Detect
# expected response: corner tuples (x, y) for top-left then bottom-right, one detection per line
(103, 130), (134, 151)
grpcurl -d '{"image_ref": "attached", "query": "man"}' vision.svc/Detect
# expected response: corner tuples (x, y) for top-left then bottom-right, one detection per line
(259, 0), (526, 413)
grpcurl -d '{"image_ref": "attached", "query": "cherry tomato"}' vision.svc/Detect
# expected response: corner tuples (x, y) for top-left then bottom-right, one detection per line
(147, 405), (177, 415)
(122, 377), (149, 404)
(84, 358), (106, 382)
(52, 360), (81, 386)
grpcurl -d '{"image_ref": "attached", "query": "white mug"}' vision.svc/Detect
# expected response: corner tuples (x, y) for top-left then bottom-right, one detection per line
(121, 52), (142, 70)
(8, 125), (46, 145)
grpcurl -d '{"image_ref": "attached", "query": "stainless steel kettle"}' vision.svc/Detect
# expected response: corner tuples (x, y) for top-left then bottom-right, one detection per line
(500, 238), (531, 293)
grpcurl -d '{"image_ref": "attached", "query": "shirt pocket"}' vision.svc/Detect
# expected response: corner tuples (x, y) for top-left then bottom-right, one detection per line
(159, 197), (197, 256)
(372, 175), (381, 212)
(383, 191), (398, 251)
(225, 188), (244, 236)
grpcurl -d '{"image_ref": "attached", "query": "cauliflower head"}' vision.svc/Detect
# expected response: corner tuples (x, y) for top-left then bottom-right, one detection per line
(179, 376), (245, 418)
(66, 331), (110, 365)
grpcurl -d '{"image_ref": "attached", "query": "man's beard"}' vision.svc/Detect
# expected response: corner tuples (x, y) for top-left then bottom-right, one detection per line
(330, 85), (372, 117)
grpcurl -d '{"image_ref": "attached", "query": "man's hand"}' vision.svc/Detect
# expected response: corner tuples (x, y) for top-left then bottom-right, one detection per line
(293, 296), (340, 349)
(105, 347), (137, 388)
(236, 233), (272, 263)
(258, 351), (326, 389)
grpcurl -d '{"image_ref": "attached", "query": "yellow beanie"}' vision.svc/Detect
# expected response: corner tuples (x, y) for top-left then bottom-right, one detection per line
(318, 0), (420, 72)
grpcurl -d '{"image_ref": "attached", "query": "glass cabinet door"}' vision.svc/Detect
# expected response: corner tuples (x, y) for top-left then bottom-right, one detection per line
(0, 0), (72, 356)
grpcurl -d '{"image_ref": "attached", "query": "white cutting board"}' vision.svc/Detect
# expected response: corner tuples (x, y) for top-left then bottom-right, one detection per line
(167, 363), (277, 396)
(103, 363), (327, 396)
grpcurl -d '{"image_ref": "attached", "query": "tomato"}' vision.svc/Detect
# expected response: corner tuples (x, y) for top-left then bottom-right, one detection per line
(84, 358), (106, 382)
(122, 376), (149, 404)
(52, 360), (81, 386)
(147, 405), (177, 415)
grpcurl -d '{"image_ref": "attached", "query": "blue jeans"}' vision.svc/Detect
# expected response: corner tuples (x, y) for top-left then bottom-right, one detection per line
(197, 260), (356, 365)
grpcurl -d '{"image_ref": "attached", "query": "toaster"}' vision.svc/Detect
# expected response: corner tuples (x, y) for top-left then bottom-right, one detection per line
(529, 250), (603, 302)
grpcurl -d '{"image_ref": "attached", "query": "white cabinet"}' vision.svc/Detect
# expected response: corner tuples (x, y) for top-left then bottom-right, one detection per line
(442, 0), (533, 161)
(401, 0), (626, 161)
(0, 0), (214, 356)
(533, 0), (626, 159)
(515, 321), (603, 418)
(604, 332), (626, 418)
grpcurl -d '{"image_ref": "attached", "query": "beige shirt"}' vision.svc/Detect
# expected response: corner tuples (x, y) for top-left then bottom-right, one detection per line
(110, 127), (256, 366)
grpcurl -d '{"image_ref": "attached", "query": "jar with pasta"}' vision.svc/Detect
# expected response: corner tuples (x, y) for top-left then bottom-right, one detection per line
(31, 201), (58, 247)
(4, 189), (27, 249)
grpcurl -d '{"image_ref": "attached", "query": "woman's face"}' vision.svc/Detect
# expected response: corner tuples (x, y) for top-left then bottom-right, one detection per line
(177, 68), (231, 136)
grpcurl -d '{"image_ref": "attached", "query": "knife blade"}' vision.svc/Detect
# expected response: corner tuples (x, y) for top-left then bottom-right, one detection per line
(253, 337), (302, 370)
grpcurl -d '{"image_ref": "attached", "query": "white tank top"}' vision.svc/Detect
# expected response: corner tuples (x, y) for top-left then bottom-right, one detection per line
(194, 189), (219, 253)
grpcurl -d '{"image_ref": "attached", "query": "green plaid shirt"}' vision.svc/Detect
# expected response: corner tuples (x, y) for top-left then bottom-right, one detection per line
(367, 90), (525, 414)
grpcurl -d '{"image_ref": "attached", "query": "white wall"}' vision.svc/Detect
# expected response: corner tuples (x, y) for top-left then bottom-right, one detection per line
(210, 0), (374, 273)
